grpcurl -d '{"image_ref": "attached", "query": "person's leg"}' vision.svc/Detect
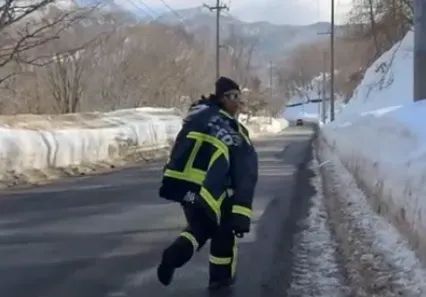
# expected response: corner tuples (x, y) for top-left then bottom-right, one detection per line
(208, 226), (236, 289)
(208, 197), (238, 290)
(157, 203), (213, 286)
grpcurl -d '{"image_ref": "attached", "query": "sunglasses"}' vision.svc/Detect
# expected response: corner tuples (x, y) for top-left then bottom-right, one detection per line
(223, 90), (243, 102)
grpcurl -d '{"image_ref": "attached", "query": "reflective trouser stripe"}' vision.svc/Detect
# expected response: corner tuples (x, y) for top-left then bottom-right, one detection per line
(231, 239), (238, 277)
(209, 236), (238, 277)
(180, 231), (199, 252)
(209, 255), (232, 265)
(232, 205), (252, 218)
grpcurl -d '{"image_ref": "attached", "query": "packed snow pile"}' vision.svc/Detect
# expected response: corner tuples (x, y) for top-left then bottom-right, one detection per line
(321, 30), (426, 256)
(0, 108), (182, 180)
(0, 107), (287, 187)
(318, 140), (426, 296)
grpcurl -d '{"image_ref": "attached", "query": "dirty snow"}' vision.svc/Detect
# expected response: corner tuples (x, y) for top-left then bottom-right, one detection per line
(0, 107), (287, 186)
(320, 29), (426, 258)
(288, 158), (349, 297)
(318, 139), (426, 296)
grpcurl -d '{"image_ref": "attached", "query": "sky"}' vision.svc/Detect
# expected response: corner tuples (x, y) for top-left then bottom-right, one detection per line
(112, 0), (354, 25)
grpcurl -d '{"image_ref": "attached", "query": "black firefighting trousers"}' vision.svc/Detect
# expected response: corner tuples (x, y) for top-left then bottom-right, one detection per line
(160, 198), (237, 283)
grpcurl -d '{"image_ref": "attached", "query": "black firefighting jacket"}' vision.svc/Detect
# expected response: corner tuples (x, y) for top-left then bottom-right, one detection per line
(159, 96), (258, 232)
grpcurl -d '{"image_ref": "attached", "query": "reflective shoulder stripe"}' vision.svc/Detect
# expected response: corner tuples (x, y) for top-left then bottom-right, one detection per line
(188, 131), (229, 161)
(232, 205), (252, 218)
(219, 109), (234, 119)
(180, 231), (199, 251)
(238, 123), (251, 145)
(218, 109), (251, 145)
(208, 148), (228, 168)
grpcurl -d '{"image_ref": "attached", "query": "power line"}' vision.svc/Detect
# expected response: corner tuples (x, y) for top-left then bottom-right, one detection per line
(157, 0), (185, 23)
(124, 0), (156, 19)
(135, 0), (159, 18)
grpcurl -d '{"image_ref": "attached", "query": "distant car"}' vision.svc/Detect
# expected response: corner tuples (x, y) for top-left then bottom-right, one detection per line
(296, 119), (304, 126)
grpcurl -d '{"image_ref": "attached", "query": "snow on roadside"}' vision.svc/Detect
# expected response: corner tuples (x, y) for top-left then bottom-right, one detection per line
(0, 108), (287, 188)
(318, 139), (426, 297)
(0, 108), (182, 175)
(288, 158), (350, 297)
(320, 29), (426, 259)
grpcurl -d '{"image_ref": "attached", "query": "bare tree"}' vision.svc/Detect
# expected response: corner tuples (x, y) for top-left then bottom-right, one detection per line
(43, 9), (116, 113)
(0, 5), (257, 115)
(222, 24), (258, 88)
(0, 0), (98, 84)
(346, 0), (412, 58)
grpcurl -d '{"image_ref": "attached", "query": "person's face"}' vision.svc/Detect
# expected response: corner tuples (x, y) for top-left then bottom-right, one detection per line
(220, 90), (243, 116)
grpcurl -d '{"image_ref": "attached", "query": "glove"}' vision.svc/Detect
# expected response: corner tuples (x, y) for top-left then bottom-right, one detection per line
(230, 214), (250, 235)
(234, 231), (244, 238)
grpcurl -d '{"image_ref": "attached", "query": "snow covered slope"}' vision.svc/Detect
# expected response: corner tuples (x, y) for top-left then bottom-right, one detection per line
(0, 108), (287, 188)
(321, 30), (426, 256)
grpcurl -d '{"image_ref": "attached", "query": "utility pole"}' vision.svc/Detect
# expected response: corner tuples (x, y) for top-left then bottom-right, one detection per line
(414, 0), (426, 101)
(330, 0), (335, 120)
(322, 51), (327, 123)
(269, 61), (273, 102)
(205, 1), (229, 80)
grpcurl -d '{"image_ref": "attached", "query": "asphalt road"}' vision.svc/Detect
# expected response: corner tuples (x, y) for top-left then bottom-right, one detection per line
(0, 126), (314, 297)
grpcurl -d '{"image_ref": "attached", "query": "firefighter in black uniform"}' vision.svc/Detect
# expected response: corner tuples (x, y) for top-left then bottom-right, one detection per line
(157, 76), (259, 291)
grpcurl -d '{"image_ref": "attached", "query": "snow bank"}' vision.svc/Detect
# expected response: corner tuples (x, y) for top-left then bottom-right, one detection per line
(321, 30), (426, 256)
(0, 108), (287, 186)
(318, 139), (426, 296)
(288, 158), (349, 297)
(0, 108), (182, 178)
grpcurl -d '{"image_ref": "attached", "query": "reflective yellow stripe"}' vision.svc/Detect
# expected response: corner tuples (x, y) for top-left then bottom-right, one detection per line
(231, 239), (238, 277)
(219, 109), (250, 145)
(238, 124), (251, 145)
(209, 255), (232, 265)
(200, 187), (221, 222)
(219, 109), (234, 119)
(208, 149), (225, 168)
(232, 205), (252, 218)
(165, 131), (231, 222)
(180, 231), (199, 251)
(188, 131), (229, 162)
(164, 169), (204, 185)
(185, 137), (203, 172)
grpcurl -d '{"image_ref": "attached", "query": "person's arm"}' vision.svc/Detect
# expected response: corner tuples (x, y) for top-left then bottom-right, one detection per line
(228, 142), (259, 234)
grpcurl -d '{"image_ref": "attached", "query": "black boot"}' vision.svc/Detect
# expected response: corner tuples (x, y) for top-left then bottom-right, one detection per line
(207, 277), (236, 291)
(157, 236), (195, 286)
(157, 260), (175, 286)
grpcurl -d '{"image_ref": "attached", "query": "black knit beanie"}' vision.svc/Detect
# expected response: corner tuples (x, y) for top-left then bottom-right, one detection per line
(215, 76), (240, 98)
